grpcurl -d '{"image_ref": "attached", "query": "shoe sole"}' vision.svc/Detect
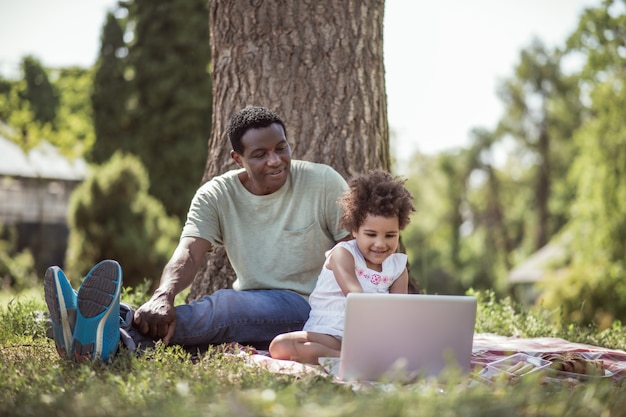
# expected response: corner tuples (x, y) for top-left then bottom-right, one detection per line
(73, 260), (122, 361)
(43, 267), (74, 357)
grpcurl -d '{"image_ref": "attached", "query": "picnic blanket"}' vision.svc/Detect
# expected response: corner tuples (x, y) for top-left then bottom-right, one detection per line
(241, 333), (626, 381)
(471, 333), (626, 381)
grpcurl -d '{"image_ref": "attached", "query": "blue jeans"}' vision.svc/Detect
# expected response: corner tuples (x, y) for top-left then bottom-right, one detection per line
(129, 289), (311, 351)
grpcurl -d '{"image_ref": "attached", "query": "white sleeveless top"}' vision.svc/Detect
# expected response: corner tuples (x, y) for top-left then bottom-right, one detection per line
(302, 239), (407, 338)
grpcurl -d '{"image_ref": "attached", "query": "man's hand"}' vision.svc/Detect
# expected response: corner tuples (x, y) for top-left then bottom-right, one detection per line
(133, 236), (211, 345)
(133, 290), (177, 345)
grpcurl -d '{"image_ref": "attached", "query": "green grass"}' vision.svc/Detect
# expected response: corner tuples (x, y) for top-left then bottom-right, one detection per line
(2, 288), (626, 417)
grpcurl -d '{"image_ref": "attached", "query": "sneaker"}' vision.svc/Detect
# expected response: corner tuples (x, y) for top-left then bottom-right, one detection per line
(43, 266), (77, 358)
(72, 260), (123, 362)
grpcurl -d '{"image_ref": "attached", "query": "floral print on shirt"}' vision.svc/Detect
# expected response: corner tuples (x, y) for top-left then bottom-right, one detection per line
(356, 267), (393, 286)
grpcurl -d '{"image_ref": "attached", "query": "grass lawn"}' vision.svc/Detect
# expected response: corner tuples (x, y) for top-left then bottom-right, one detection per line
(1, 288), (626, 417)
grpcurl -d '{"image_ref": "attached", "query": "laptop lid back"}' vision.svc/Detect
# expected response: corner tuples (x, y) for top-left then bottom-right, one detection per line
(337, 293), (477, 382)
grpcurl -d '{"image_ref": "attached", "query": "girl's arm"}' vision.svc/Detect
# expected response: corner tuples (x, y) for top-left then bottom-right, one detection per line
(327, 246), (364, 296)
(389, 268), (409, 294)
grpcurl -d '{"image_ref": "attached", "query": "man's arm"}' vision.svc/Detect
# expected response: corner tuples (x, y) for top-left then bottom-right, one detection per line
(133, 236), (212, 344)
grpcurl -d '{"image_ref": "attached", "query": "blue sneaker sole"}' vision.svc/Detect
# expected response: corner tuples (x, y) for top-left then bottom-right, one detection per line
(73, 260), (122, 362)
(43, 266), (77, 358)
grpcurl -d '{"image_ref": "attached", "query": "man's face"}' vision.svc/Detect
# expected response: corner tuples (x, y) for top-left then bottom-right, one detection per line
(231, 123), (292, 195)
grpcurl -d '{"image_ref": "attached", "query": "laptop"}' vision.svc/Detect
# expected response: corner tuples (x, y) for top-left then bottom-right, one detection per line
(321, 293), (477, 382)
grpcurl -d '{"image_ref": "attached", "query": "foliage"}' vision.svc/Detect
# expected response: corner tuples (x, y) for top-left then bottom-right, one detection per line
(496, 39), (583, 251)
(402, 147), (512, 296)
(90, 11), (132, 164)
(1, 0), (626, 336)
(65, 152), (180, 289)
(403, 151), (471, 295)
(49, 67), (97, 158)
(2, 292), (626, 417)
(0, 58), (94, 157)
(20, 56), (60, 126)
(0, 71), (54, 151)
(0, 224), (38, 292)
(401, 41), (583, 297)
(0, 297), (47, 343)
(4, 0), (212, 224)
(107, 0), (212, 219)
(471, 289), (626, 350)
(401, 1), (626, 328)
(540, 80), (626, 328)
(539, 0), (626, 328)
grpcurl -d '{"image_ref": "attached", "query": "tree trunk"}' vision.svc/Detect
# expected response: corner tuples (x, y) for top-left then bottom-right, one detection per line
(188, 0), (390, 301)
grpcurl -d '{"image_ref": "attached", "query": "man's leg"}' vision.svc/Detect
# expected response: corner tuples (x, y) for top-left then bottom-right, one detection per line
(167, 289), (311, 350)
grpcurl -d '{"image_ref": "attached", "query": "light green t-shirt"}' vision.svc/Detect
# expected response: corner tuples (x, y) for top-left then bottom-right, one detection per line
(181, 160), (349, 295)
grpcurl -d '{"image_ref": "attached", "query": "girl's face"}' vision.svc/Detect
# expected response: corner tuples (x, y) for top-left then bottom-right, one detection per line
(353, 214), (400, 272)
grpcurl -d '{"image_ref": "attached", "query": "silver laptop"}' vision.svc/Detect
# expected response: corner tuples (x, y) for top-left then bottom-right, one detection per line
(322, 293), (477, 382)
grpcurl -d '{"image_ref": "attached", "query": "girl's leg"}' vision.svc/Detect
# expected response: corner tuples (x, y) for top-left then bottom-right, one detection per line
(269, 331), (341, 364)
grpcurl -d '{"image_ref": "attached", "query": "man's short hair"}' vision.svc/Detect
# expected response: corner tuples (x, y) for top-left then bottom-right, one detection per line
(227, 106), (287, 154)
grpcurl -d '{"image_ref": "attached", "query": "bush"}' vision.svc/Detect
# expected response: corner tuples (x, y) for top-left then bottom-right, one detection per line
(65, 152), (180, 289)
(0, 223), (38, 292)
(472, 289), (626, 351)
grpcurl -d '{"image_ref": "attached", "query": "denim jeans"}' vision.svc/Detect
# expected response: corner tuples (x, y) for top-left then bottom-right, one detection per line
(128, 289), (311, 351)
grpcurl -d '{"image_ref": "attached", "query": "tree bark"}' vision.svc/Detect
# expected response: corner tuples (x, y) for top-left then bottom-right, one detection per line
(188, 0), (390, 301)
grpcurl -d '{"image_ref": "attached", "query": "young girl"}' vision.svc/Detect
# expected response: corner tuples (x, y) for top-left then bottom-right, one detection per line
(269, 170), (416, 364)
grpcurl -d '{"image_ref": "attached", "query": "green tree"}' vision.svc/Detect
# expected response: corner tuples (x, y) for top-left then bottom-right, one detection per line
(0, 59), (92, 157)
(65, 152), (180, 290)
(0, 59), (55, 150)
(497, 39), (583, 252)
(130, 0), (212, 220)
(402, 151), (466, 294)
(91, 11), (132, 163)
(402, 139), (512, 295)
(0, 76), (11, 98)
(540, 0), (626, 327)
(402, 40), (584, 298)
(461, 129), (517, 292)
(50, 67), (96, 157)
(0, 222), (38, 292)
(20, 56), (59, 127)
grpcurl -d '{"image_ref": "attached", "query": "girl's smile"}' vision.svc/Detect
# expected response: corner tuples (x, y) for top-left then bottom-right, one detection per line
(352, 214), (400, 272)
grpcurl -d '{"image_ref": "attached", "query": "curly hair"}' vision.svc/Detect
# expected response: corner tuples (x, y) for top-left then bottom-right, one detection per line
(226, 106), (287, 154)
(339, 170), (416, 232)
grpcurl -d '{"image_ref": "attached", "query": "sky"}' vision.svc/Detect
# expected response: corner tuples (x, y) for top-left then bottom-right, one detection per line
(0, 0), (601, 166)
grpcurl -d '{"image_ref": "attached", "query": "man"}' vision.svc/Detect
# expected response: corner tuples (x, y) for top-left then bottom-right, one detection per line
(45, 106), (350, 360)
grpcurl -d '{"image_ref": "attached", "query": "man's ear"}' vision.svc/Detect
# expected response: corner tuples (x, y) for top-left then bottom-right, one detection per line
(230, 150), (242, 167)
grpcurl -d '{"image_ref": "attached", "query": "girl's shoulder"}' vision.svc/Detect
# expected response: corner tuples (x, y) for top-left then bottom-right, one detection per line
(333, 240), (359, 258)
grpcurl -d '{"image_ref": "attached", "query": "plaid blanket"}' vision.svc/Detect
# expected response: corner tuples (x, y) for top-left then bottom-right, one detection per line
(471, 333), (626, 380)
(244, 333), (626, 381)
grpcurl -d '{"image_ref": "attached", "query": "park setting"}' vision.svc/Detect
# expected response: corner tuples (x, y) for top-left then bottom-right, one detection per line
(2, 0), (626, 415)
